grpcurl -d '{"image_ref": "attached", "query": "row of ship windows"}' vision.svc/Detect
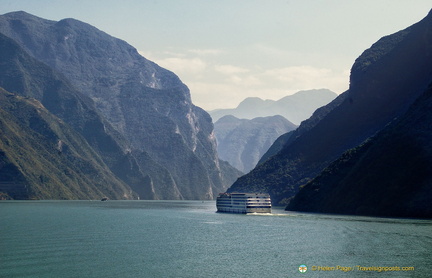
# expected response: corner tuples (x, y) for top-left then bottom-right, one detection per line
(217, 200), (270, 202)
(226, 198), (270, 200)
(218, 205), (271, 208)
(219, 196), (270, 199)
(218, 202), (270, 205)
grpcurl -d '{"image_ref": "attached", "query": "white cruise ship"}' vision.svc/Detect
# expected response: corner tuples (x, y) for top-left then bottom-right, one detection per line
(216, 193), (271, 214)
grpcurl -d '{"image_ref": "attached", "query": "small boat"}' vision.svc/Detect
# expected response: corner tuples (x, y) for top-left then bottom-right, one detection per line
(101, 197), (108, 201)
(216, 192), (271, 214)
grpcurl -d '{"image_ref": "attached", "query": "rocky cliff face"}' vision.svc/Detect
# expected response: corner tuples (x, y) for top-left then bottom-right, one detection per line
(0, 11), (241, 199)
(228, 9), (432, 206)
(0, 31), (156, 199)
(214, 115), (296, 173)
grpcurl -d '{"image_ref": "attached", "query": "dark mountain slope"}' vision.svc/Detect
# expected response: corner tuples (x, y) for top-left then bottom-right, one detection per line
(0, 88), (134, 200)
(214, 115), (296, 173)
(0, 11), (241, 199)
(257, 92), (347, 165)
(0, 32), (157, 199)
(228, 10), (432, 205)
(287, 82), (432, 218)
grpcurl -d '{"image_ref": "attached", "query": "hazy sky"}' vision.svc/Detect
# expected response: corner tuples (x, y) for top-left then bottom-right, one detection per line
(0, 1), (431, 110)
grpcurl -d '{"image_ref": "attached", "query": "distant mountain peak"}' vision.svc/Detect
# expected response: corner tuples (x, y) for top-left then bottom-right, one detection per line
(208, 89), (337, 124)
(3, 10), (37, 18)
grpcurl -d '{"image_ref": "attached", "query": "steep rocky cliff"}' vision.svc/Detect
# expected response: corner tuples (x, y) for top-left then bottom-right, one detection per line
(0, 11), (241, 199)
(0, 31), (157, 199)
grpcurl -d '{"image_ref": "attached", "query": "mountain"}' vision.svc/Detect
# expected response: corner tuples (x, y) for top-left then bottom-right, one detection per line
(228, 9), (432, 207)
(0, 30), (158, 199)
(0, 88), (134, 200)
(214, 115), (297, 173)
(257, 93), (347, 166)
(0, 11), (241, 200)
(208, 89), (337, 124)
(287, 82), (432, 218)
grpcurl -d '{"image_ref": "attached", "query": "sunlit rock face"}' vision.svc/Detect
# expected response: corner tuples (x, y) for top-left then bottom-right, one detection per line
(0, 11), (241, 200)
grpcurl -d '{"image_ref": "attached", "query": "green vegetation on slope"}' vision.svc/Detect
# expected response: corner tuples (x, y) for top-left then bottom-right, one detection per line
(0, 88), (135, 200)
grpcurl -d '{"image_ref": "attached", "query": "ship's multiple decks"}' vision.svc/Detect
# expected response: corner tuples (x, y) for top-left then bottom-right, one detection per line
(216, 193), (271, 214)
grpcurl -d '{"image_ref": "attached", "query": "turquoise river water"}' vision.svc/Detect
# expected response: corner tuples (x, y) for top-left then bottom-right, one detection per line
(0, 200), (431, 277)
